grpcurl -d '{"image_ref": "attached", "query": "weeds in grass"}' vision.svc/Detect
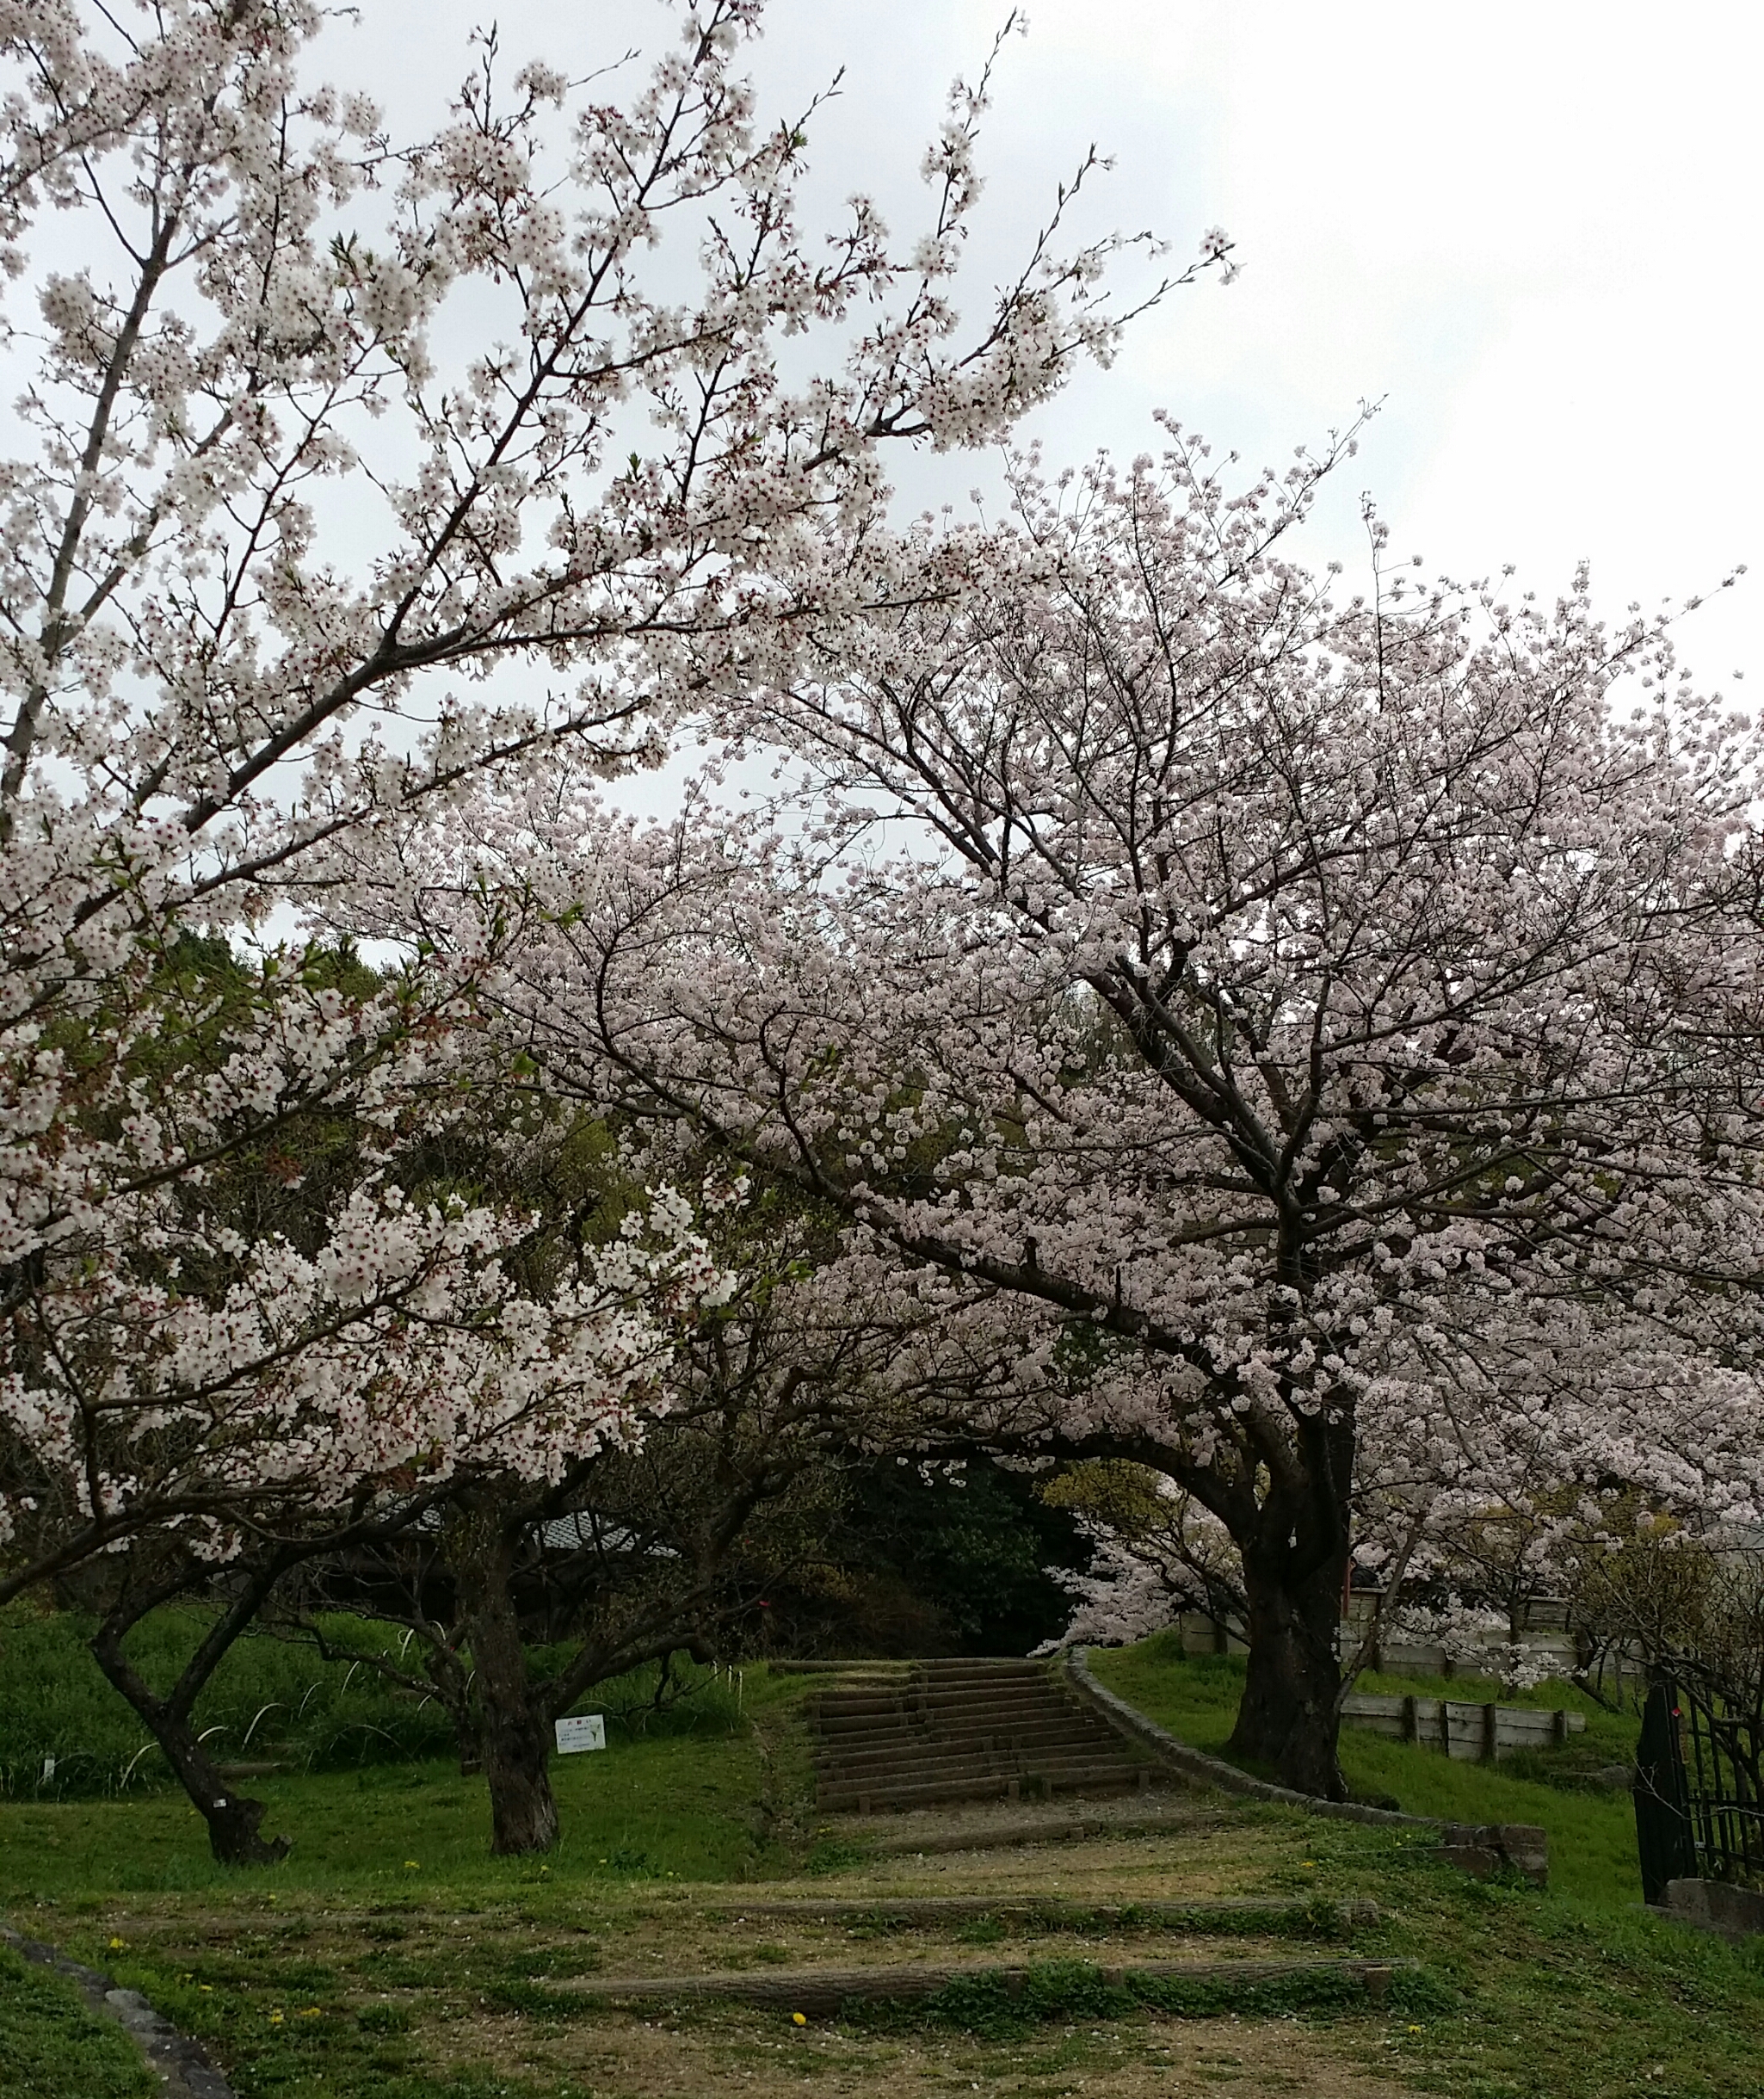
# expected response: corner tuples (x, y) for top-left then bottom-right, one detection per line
(803, 1837), (869, 1875)
(0, 1945), (155, 2098)
(840, 1956), (1459, 2040)
(355, 2003), (411, 2034)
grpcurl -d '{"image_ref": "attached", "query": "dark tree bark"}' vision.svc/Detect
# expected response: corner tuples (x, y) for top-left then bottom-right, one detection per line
(447, 1491), (559, 1855)
(1217, 1400), (1355, 1800)
(429, 1637), (482, 1775)
(337, 1408), (816, 1856)
(1226, 1545), (1348, 1799)
(90, 1561), (294, 1867)
(84, 1497), (438, 1865)
(975, 1402), (1357, 1801)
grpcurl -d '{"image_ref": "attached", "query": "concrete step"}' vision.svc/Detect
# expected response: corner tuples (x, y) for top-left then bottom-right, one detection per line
(816, 1744), (1150, 1783)
(816, 1727), (1119, 1772)
(817, 1753), (1121, 1792)
(813, 1666), (1056, 1692)
(818, 1763), (1154, 1812)
(817, 1738), (1144, 1775)
(810, 1663), (1055, 1690)
(810, 1691), (1083, 1726)
(810, 1682), (1060, 1700)
(805, 1652), (1155, 1811)
(815, 1714), (1102, 1738)
(809, 1708), (1104, 1742)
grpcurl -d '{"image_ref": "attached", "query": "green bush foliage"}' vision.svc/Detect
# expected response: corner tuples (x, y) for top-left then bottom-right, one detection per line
(0, 1605), (745, 1800)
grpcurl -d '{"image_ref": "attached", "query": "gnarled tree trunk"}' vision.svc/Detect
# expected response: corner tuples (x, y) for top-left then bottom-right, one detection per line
(1226, 1545), (1348, 1800)
(447, 1492), (559, 1855)
(90, 1609), (290, 1867)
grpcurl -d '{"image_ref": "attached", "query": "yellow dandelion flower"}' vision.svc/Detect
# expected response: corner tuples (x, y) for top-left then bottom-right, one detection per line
(792, 2011), (806, 2026)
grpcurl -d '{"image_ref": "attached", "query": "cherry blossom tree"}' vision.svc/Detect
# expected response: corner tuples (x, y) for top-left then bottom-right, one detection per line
(2, 0), (1218, 1733)
(287, 1156), (943, 1855)
(1033, 1487), (1237, 1657)
(24, 1129), (727, 1860)
(421, 435), (1764, 1798)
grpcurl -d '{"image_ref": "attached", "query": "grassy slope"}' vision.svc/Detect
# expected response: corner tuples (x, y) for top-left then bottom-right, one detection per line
(4, 1650), (1764, 2099)
(0, 1601), (759, 1801)
(0, 1660), (803, 2099)
(0, 1602), (458, 1797)
(1087, 1633), (1643, 1909)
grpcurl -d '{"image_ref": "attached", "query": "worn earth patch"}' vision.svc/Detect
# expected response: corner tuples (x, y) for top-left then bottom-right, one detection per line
(443, 2002), (1416, 2097)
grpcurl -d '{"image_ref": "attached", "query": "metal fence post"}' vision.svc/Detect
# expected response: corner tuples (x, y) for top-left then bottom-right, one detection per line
(1634, 1678), (1696, 1905)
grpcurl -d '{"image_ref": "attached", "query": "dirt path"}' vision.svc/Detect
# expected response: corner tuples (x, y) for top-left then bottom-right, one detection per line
(490, 2004), (1418, 2098)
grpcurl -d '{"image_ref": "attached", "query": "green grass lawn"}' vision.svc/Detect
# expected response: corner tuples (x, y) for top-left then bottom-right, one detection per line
(0, 1652), (810, 2099)
(1, 1677), (805, 1909)
(4, 1639), (1764, 2099)
(0, 1942), (155, 2099)
(1087, 1633), (1646, 1910)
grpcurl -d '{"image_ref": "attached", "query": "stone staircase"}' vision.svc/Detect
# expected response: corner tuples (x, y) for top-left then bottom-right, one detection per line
(805, 1657), (1159, 1812)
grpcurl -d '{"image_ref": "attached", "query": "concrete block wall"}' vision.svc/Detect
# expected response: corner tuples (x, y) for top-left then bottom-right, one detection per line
(1166, 1610), (1641, 1691)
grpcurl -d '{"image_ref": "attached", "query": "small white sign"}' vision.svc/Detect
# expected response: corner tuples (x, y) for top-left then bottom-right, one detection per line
(553, 1713), (607, 1756)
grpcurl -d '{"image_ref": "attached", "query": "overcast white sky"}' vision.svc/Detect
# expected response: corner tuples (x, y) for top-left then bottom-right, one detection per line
(324, 0), (1760, 689)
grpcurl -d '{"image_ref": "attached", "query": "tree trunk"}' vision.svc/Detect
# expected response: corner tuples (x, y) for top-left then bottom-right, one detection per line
(1227, 1549), (1348, 1800)
(90, 1624), (289, 1866)
(416, 1634), (481, 1774)
(448, 1495), (559, 1855)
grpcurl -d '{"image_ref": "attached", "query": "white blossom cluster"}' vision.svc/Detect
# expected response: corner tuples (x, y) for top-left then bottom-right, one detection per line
(397, 429), (1764, 1759)
(4, 2), (1195, 1599)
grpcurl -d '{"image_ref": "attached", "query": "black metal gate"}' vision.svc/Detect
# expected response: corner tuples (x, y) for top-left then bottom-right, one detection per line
(1634, 1677), (1764, 1902)
(1681, 1679), (1764, 1890)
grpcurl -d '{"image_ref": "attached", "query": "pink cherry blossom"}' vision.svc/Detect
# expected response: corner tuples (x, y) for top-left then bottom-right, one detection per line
(404, 432), (1764, 1793)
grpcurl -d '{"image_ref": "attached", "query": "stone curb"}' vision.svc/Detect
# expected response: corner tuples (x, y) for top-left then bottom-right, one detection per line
(1063, 1647), (1549, 1887)
(700, 1894), (1379, 1929)
(552, 1953), (1410, 2015)
(2, 1920), (237, 2099)
(1654, 1876), (1764, 1945)
(857, 1807), (1230, 1855)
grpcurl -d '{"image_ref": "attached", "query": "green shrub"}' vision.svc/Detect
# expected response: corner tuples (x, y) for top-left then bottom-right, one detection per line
(0, 1605), (746, 1800)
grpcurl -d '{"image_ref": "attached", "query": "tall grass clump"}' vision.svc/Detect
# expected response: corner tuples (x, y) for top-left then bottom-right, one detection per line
(0, 1605), (454, 1798)
(0, 1607), (753, 1799)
